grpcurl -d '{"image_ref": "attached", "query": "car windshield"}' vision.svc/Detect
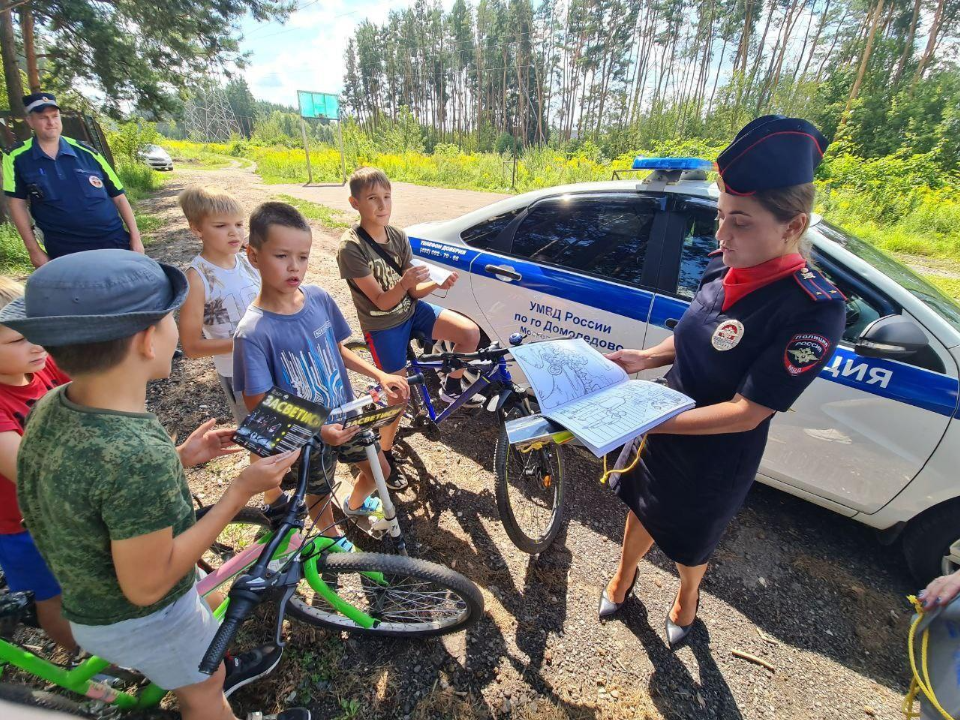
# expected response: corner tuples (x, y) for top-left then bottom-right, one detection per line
(144, 144), (162, 153)
(815, 221), (960, 333)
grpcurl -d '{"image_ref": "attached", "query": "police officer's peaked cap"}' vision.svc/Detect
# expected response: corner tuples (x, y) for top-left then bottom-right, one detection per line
(22, 92), (58, 114)
(716, 115), (828, 195)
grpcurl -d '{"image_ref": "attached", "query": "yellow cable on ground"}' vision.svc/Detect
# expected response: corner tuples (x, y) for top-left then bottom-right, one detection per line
(599, 436), (646, 484)
(902, 595), (955, 720)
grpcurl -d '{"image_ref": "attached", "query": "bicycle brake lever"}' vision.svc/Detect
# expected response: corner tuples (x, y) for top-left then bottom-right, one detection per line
(272, 563), (303, 648)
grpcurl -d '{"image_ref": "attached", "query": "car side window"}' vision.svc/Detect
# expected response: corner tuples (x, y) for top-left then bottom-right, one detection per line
(510, 198), (655, 287)
(676, 210), (717, 299)
(460, 208), (523, 249)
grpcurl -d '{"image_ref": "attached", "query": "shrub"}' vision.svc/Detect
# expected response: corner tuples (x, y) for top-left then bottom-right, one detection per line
(107, 120), (161, 163)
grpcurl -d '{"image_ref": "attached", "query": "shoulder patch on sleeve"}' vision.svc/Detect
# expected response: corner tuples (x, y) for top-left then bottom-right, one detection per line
(784, 333), (831, 375)
(793, 266), (846, 302)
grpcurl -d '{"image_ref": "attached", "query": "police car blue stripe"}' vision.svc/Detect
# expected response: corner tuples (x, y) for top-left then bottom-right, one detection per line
(412, 236), (960, 419)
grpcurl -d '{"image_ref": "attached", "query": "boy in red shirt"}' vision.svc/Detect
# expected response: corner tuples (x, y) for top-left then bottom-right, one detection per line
(0, 277), (75, 650)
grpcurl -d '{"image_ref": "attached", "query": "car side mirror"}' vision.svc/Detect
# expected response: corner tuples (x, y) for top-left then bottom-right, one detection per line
(854, 315), (929, 359)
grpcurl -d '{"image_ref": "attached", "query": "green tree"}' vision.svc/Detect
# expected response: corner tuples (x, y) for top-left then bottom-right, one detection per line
(0, 0), (294, 118)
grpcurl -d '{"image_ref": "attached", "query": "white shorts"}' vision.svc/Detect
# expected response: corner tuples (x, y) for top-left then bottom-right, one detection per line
(218, 374), (249, 425)
(69, 583), (219, 690)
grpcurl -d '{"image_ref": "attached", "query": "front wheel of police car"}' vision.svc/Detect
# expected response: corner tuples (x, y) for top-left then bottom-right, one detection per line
(901, 499), (960, 582)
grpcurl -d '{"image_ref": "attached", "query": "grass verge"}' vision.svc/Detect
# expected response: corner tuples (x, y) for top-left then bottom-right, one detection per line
(276, 194), (353, 229)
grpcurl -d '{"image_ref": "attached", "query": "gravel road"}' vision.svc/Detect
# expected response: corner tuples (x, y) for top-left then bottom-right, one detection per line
(133, 164), (916, 720)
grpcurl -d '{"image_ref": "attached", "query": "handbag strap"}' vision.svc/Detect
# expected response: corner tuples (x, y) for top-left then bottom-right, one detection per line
(354, 225), (404, 277)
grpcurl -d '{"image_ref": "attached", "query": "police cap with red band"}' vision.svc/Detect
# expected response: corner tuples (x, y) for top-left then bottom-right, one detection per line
(715, 115), (828, 195)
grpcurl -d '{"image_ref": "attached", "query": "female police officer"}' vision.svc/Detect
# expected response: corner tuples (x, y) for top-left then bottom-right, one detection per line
(598, 116), (846, 648)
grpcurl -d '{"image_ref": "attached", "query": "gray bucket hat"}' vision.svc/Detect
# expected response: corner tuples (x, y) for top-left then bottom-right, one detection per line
(0, 249), (188, 347)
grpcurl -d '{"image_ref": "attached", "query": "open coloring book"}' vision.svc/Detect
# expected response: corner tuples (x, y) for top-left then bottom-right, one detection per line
(510, 338), (695, 456)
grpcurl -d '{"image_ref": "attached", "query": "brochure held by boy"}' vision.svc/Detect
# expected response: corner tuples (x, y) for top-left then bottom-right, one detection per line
(509, 338), (695, 456)
(233, 387), (331, 457)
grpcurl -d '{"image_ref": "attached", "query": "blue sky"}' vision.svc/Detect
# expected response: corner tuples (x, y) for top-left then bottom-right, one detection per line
(238, 0), (457, 106)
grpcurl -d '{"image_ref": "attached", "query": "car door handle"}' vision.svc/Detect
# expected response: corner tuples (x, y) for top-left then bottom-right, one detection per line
(665, 318), (679, 329)
(484, 264), (523, 282)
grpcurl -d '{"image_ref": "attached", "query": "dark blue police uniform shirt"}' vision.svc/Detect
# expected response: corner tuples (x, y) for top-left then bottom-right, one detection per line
(646, 255), (847, 500)
(611, 256), (846, 566)
(2, 136), (129, 257)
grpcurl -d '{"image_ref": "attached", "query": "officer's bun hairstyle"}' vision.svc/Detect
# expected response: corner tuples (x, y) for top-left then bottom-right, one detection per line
(349, 167), (391, 199)
(0, 277), (24, 313)
(178, 185), (244, 227)
(248, 201), (311, 250)
(754, 183), (816, 254)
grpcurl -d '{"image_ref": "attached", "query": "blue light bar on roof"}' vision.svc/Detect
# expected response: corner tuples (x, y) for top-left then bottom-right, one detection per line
(631, 156), (713, 171)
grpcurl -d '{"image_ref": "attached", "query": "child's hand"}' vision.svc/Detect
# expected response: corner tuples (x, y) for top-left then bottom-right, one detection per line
(378, 373), (410, 402)
(439, 271), (459, 290)
(321, 423), (361, 447)
(400, 265), (430, 290)
(235, 449), (300, 497)
(178, 419), (243, 467)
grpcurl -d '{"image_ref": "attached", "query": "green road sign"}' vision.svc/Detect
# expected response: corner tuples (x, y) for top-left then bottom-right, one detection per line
(298, 91), (340, 120)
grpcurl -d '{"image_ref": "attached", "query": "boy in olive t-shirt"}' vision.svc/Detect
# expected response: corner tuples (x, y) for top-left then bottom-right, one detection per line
(337, 168), (480, 487)
(4, 250), (307, 720)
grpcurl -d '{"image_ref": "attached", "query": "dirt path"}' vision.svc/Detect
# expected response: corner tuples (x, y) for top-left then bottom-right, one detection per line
(264, 179), (512, 227)
(137, 165), (916, 720)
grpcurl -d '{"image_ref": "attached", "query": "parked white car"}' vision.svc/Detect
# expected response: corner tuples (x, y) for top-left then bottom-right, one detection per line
(407, 158), (960, 582)
(137, 144), (173, 171)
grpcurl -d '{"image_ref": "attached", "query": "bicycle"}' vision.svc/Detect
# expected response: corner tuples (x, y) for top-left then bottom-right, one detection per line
(0, 396), (484, 716)
(346, 333), (567, 555)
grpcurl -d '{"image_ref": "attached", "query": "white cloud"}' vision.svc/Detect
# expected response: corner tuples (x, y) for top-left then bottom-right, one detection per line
(241, 0), (457, 105)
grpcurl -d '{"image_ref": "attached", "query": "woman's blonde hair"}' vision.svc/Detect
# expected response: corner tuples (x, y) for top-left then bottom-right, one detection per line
(0, 277), (24, 312)
(754, 183), (816, 256)
(177, 186), (244, 226)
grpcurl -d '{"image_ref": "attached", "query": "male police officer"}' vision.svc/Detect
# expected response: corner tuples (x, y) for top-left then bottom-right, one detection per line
(2, 92), (143, 267)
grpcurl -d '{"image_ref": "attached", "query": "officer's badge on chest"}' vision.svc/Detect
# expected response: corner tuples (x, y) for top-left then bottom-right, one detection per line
(711, 319), (744, 351)
(88, 174), (103, 189)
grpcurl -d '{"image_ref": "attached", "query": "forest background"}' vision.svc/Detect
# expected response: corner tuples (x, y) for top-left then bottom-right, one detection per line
(0, 0), (959, 300)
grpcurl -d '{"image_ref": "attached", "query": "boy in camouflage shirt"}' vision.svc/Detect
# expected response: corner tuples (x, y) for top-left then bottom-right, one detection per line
(3, 250), (309, 720)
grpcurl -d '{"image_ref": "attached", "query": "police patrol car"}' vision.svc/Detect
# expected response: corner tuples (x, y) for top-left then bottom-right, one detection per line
(407, 157), (960, 583)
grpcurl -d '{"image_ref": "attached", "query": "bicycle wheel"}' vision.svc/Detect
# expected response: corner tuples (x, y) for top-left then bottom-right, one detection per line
(195, 506), (271, 574)
(0, 682), (92, 717)
(494, 397), (566, 554)
(287, 551), (483, 637)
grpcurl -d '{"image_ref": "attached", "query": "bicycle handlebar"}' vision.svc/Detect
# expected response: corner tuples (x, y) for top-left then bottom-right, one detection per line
(199, 442), (318, 674)
(418, 346), (511, 363)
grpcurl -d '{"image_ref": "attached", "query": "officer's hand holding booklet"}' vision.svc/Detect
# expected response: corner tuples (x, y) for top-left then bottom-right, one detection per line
(508, 338), (695, 457)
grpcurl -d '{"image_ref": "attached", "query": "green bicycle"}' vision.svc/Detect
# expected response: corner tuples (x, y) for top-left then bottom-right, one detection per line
(0, 424), (483, 716)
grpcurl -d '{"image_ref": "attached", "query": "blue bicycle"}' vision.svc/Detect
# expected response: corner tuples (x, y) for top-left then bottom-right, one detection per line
(345, 334), (567, 554)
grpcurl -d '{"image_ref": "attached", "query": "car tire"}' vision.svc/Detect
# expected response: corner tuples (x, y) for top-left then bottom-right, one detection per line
(901, 498), (960, 584)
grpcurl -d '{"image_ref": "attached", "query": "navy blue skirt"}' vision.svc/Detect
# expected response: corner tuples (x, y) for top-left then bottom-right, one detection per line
(610, 426), (768, 567)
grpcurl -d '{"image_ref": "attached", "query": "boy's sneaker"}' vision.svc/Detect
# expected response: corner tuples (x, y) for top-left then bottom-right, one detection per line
(382, 449), (408, 492)
(341, 495), (383, 519)
(223, 644), (284, 698)
(440, 376), (483, 408)
(247, 710), (311, 720)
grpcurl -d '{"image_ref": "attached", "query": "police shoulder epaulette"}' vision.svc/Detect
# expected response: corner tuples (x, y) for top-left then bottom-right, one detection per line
(3, 138), (28, 155)
(793, 265), (845, 302)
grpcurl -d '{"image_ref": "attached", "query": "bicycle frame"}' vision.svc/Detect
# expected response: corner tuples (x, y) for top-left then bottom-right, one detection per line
(0, 511), (384, 711)
(406, 353), (515, 425)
